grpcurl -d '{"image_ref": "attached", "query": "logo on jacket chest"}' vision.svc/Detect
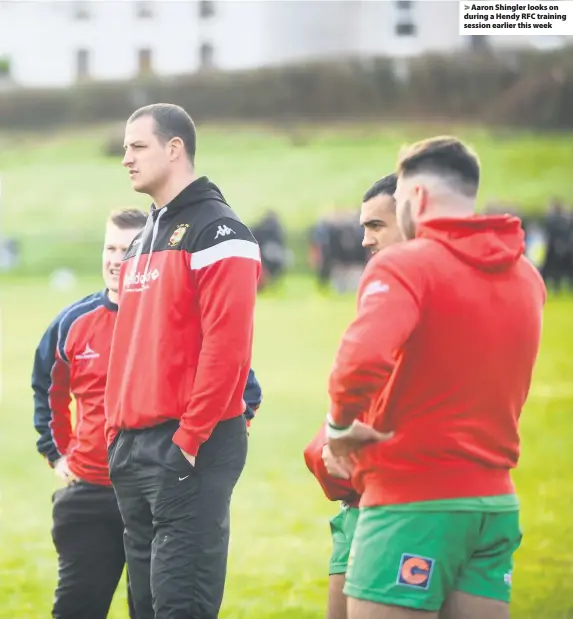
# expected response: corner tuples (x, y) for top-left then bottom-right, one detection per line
(75, 344), (100, 360)
(169, 224), (189, 247)
(124, 269), (160, 291)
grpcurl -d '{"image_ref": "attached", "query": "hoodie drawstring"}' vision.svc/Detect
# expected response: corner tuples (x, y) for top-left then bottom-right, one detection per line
(143, 208), (166, 277)
(128, 207), (167, 281)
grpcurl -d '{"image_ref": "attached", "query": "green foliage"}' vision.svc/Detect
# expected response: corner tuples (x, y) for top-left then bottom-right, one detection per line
(0, 49), (572, 131)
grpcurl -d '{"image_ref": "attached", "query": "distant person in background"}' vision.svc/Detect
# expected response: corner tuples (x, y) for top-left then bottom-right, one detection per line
(309, 219), (333, 288)
(105, 103), (260, 619)
(251, 209), (288, 289)
(308, 212), (368, 293)
(304, 173), (402, 619)
(32, 208), (146, 619)
(542, 198), (572, 292)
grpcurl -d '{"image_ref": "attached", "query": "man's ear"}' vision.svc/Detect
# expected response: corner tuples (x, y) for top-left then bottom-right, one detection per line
(168, 137), (185, 162)
(414, 184), (429, 218)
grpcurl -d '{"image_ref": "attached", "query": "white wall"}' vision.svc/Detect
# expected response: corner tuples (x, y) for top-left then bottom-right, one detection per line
(0, 1), (569, 89)
(0, 1), (199, 87)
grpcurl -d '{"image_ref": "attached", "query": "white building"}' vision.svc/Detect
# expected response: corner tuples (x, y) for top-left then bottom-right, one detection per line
(0, 0), (569, 89)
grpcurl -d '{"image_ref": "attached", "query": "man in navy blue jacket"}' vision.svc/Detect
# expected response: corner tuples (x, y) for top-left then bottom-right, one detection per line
(32, 207), (263, 619)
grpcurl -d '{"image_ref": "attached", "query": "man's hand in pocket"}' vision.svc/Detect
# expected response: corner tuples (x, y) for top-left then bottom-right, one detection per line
(180, 449), (196, 468)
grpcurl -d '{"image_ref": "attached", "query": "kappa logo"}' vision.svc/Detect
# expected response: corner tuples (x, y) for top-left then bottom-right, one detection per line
(124, 269), (160, 290)
(75, 344), (99, 360)
(169, 224), (189, 247)
(214, 225), (235, 239)
(396, 554), (435, 590)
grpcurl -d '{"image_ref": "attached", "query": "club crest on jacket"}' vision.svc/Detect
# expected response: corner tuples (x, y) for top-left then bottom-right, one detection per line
(168, 224), (189, 246)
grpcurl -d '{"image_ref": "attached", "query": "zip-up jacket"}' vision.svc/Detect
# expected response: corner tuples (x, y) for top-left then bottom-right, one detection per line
(105, 177), (261, 456)
(32, 291), (118, 485)
(33, 290), (263, 484)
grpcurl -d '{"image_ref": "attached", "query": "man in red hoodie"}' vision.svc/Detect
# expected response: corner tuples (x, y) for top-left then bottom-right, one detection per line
(326, 137), (546, 619)
(105, 104), (260, 619)
(304, 173), (403, 619)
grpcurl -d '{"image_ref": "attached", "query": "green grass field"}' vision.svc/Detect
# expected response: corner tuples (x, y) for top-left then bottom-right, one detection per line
(2, 123), (571, 275)
(0, 123), (572, 618)
(0, 275), (571, 619)
(0, 123), (571, 238)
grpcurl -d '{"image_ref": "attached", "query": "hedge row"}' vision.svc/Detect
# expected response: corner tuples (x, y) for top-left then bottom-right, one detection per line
(0, 48), (571, 131)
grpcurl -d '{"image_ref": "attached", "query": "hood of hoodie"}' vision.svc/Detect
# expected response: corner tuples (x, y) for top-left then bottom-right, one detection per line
(151, 176), (227, 220)
(416, 214), (525, 272)
(128, 176), (227, 280)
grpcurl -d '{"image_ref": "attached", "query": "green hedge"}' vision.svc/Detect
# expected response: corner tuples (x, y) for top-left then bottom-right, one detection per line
(0, 49), (571, 131)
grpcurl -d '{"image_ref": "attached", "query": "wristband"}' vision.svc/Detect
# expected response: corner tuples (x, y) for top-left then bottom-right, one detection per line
(326, 413), (353, 439)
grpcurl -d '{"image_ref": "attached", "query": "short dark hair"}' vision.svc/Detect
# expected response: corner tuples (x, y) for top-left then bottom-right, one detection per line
(363, 173), (397, 203)
(397, 136), (480, 197)
(128, 103), (197, 163)
(108, 208), (147, 229)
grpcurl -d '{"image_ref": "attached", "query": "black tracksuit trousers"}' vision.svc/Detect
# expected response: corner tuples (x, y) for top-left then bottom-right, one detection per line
(51, 481), (136, 619)
(108, 416), (248, 619)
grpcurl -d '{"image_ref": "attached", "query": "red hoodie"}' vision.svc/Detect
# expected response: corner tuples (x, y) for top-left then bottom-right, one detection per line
(105, 177), (260, 456)
(328, 215), (546, 507)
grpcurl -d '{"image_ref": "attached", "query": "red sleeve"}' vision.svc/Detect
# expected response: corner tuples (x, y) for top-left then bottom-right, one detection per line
(304, 423), (360, 503)
(173, 222), (260, 456)
(328, 256), (422, 428)
(48, 351), (73, 456)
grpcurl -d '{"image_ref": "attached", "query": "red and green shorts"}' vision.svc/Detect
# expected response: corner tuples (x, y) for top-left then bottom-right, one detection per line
(344, 496), (522, 611)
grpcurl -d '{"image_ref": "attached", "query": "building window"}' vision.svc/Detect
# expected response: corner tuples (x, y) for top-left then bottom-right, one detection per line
(73, 1), (90, 20)
(199, 1), (215, 19)
(468, 36), (490, 52)
(138, 49), (153, 76)
(76, 49), (90, 81)
(199, 43), (215, 70)
(136, 2), (153, 19)
(396, 22), (416, 36)
(395, 0), (415, 37)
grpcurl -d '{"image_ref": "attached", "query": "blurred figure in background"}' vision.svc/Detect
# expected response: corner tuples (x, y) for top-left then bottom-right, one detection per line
(308, 211), (368, 293)
(32, 208), (146, 619)
(542, 198), (572, 292)
(304, 173), (402, 619)
(251, 209), (288, 290)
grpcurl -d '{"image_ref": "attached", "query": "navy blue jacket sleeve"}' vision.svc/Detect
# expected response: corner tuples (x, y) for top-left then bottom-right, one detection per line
(243, 368), (262, 420)
(31, 311), (67, 465)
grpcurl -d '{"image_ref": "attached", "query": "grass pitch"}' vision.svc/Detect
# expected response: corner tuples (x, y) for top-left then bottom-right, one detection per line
(0, 275), (571, 619)
(0, 122), (571, 617)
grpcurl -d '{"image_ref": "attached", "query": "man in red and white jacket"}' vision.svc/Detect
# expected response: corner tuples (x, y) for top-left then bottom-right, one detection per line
(32, 208), (146, 619)
(105, 103), (261, 619)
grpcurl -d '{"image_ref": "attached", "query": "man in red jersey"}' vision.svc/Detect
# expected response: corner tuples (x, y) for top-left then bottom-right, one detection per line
(304, 173), (403, 619)
(32, 208), (146, 619)
(105, 103), (260, 619)
(326, 137), (546, 619)
(33, 205), (263, 619)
